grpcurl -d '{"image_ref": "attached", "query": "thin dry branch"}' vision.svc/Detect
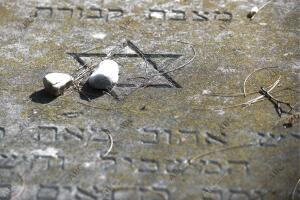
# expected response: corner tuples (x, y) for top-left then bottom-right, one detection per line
(103, 132), (113, 157)
(243, 66), (278, 97)
(215, 76), (281, 110)
(123, 40), (196, 98)
(208, 86), (300, 98)
(259, 86), (294, 117)
(150, 40), (196, 77)
(292, 178), (300, 200)
(248, 0), (273, 20)
(188, 142), (258, 164)
(242, 76), (281, 107)
(12, 173), (26, 200)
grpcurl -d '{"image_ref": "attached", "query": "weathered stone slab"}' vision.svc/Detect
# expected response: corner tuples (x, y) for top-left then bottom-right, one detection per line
(0, 0), (299, 199)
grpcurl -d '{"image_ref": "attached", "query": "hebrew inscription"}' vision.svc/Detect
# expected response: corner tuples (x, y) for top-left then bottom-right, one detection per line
(33, 6), (233, 23)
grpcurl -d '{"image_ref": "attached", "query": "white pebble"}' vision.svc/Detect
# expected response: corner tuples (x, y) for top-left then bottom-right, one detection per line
(251, 6), (259, 14)
(247, 6), (259, 19)
(88, 59), (119, 90)
(43, 73), (73, 96)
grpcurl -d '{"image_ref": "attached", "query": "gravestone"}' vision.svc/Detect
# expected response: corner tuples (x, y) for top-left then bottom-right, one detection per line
(0, 0), (299, 199)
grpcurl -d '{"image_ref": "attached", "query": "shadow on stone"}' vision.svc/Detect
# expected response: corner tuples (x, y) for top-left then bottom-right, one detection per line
(79, 82), (106, 101)
(29, 89), (57, 104)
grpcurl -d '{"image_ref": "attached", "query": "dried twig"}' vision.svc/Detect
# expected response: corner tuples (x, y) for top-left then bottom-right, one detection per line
(248, 0), (273, 20)
(188, 142), (257, 164)
(292, 178), (300, 200)
(216, 93), (288, 111)
(130, 40), (196, 93)
(103, 131), (113, 157)
(207, 86), (299, 98)
(71, 63), (88, 76)
(203, 173), (227, 194)
(259, 86), (293, 117)
(243, 66), (278, 97)
(208, 91), (259, 98)
(73, 63), (97, 83)
(259, 0), (273, 11)
(217, 76), (281, 110)
(242, 76), (281, 107)
(150, 40), (196, 77)
(12, 173), (26, 200)
(170, 142), (258, 183)
(67, 41), (126, 99)
(67, 40), (129, 99)
(81, 40), (125, 55)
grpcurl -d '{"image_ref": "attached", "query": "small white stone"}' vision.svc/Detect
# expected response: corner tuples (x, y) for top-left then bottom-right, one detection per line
(43, 73), (73, 96)
(251, 6), (259, 14)
(88, 59), (119, 90)
(247, 6), (259, 19)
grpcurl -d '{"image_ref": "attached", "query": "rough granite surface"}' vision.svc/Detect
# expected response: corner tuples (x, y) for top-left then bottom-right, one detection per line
(0, 0), (299, 199)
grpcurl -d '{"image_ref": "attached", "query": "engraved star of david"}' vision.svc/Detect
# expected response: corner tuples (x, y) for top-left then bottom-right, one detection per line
(67, 41), (183, 89)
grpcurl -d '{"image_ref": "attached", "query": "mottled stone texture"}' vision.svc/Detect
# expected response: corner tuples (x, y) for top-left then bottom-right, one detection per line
(0, 0), (299, 200)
